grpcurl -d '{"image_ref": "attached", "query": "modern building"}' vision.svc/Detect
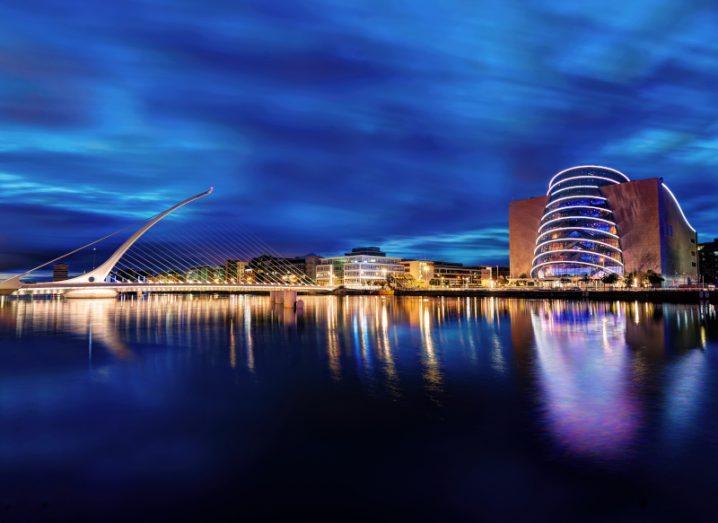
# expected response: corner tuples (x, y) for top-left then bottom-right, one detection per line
(432, 262), (483, 287)
(509, 165), (698, 285)
(698, 238), (718, 285)
(52, 263), (69, 282)
(316, 247), (404, 287)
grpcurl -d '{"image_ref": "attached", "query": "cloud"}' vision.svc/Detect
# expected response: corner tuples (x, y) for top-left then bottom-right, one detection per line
(0, 0), (717, 272)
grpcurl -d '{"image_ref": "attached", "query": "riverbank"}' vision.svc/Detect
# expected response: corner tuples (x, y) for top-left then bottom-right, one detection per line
(392, 288), (717, 304)
(4, 287), (715, 305)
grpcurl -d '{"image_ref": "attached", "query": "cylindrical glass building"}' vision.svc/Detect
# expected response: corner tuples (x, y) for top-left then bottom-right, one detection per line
(531, 166), (627, 279)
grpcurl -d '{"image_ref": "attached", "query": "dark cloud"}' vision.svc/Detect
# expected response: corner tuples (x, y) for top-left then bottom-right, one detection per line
(0, 0), (717, 273)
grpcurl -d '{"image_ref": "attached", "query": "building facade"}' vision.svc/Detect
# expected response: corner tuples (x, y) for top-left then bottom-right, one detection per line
(509, 166), (698, 285)
(224, 259), (247, 283)
(401, 260), (436, 287)
(316, 247), (404, 287)
(400, 260), (509, 288)
(284, 254), (322, 282)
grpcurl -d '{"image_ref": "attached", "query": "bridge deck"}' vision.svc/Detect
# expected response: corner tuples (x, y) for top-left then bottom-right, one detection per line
(14, 282), (332, 295)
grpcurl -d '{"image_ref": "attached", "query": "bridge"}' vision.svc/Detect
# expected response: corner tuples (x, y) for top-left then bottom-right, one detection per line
(0, 188), (331, 299)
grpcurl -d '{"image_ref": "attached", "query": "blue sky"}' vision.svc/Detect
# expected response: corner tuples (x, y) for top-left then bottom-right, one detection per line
(1, 0), (717, 271)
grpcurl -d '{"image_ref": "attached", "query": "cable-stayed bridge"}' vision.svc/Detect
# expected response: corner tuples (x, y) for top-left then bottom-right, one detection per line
(0, 188), (330, 298)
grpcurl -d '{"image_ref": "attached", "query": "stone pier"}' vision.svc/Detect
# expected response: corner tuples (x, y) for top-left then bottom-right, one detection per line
(270, 290), (298, 308)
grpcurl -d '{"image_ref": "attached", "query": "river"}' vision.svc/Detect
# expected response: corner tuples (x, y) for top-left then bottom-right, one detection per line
(0, 295), (716, 521)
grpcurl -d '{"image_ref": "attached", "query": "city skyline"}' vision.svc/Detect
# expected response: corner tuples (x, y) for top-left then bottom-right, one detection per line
(1, 1), (717, 272)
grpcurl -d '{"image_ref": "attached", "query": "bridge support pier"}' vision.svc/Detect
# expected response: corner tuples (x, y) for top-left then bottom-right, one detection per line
(270, 290), (298, 309)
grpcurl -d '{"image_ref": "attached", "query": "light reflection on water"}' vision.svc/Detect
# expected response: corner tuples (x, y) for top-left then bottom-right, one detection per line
(0, 295), (717, 473)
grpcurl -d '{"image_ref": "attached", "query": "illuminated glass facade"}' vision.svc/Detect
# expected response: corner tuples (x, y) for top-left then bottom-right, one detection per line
(531, 166), (627, 279)
(316, 247), (405, 287)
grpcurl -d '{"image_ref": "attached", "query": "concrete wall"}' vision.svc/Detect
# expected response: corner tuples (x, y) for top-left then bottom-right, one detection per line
(601, 178), (662, 275)
(509, 195), (547, 277)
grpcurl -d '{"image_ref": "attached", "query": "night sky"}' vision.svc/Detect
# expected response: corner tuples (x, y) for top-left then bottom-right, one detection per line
(1, 0), (717, 274)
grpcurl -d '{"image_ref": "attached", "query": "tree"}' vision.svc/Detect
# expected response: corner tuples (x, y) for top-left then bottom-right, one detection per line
(646, 270), (664, 288)
(602, 273), (619, 286)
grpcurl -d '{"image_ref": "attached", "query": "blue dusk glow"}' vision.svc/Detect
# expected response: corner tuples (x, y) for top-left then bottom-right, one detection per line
(1, 0), (717, 271)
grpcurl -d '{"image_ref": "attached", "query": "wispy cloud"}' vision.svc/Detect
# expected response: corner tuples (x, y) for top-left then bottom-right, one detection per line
(0, 0), (716, 270)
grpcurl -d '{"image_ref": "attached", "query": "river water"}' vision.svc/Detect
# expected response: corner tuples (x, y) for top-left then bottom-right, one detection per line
(0, 295), (716, 521)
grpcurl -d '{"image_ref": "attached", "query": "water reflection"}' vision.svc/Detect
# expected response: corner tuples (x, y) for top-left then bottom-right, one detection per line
(529, 303), (641, 458)
(0, 295), (715, 461)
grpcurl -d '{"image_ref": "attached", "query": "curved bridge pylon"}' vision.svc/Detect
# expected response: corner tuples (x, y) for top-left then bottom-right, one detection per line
(0, 187), (214, 295)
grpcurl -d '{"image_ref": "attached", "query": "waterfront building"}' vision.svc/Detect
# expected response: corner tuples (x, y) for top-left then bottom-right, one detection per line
(432, 262), (482, 287)
(186, 265), (222, 283)
(52, 263), (69, 282)
(149, 269), (184, 283)
(400, 261), (509, 288)
(698, 238), (718, 285)
(316, 247), (404, 287)
(286, 254), (322, 281)
(247, 254), (318, 284)
(400, 260), (435, 287)
(247, 255), (294, 283)
(509, 166), (698, 285)
(224, 259), (247, 283)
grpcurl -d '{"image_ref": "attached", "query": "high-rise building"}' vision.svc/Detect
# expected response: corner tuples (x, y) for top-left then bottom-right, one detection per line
(509, 166), (698, 285)
(53, 263), (69, 282)
(316, 247), (404, 287)
(698, 238), (718, 285)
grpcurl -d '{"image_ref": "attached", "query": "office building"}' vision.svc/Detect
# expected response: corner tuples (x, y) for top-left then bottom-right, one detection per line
(316, 247), (404, 287)
(401, 260), (495, 287)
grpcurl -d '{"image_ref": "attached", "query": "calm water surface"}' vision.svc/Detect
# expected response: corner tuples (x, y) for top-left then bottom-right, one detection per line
(1, 295), (717, 521)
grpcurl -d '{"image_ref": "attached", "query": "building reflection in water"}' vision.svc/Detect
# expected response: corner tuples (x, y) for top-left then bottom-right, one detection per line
(528, 301), (641, 458)
(514, 300), (714, 460)
(0, 294), (715, 459)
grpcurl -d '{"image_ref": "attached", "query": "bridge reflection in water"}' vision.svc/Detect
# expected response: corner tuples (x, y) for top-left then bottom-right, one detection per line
(1, 295), (715, 461)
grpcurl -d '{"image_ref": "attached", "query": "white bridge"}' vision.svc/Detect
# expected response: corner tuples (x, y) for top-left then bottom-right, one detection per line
(1, 188), (331, 298)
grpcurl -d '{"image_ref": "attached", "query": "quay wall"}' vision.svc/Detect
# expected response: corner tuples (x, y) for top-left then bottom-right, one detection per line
(393, 288), (717, 304)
